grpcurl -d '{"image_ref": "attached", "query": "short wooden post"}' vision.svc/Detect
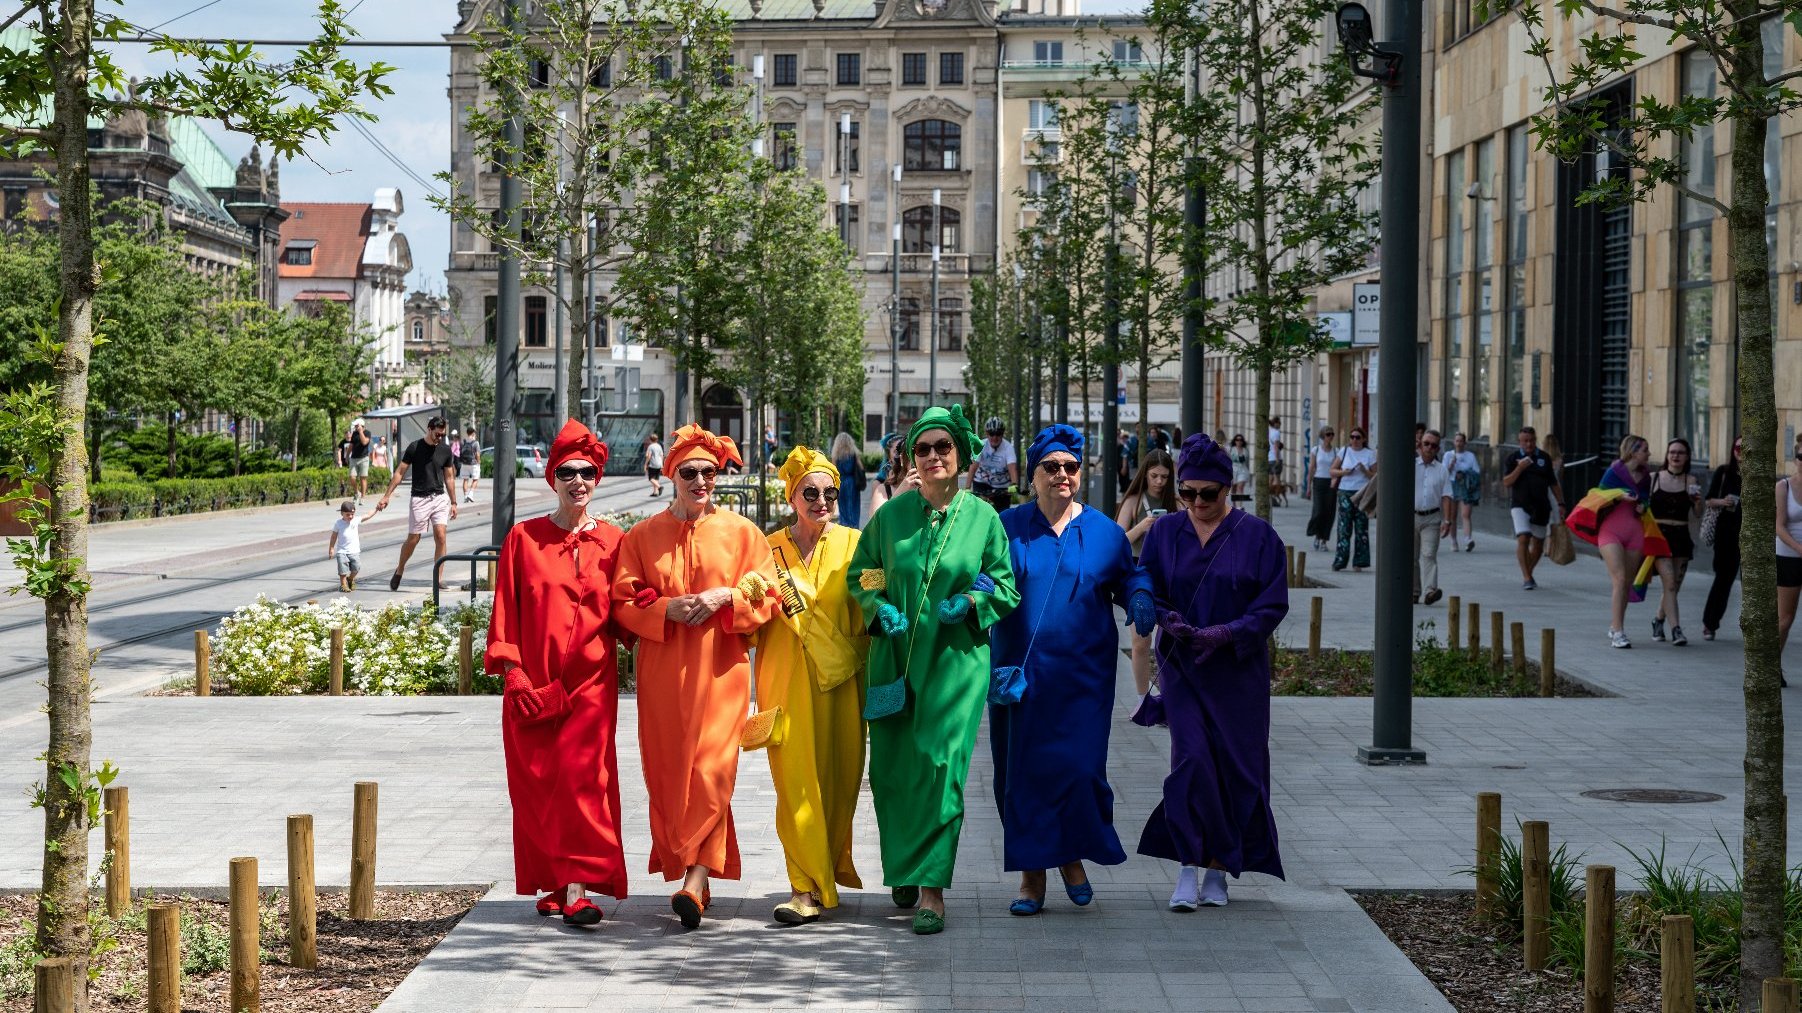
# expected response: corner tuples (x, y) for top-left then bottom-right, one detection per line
(1475, 792), (1502, 917)
(103, 785), (130, 917)
(1490, 612), (1505, 672)
(1285, 544), (1296, 587)
(1467, 601), (1481, 660)
(1764, 979), (1800, 1013)
(458, 624), (474, 695)
(148, 903), (180, 1013)
(1540, 628), (1557, 698)
(329, 626), (345, 696)
(287, 815), (317, 969)
(229, 856), (259, 1013)
(1308, 597), (1323, 661)
(1511, 621), (1528, 679)
(1522, 820), (1551, 972)
(350, 781), (378, 919)
(1447, 595), (1462, 649)
(486, 559), (496, 591)
(1585, 864), (1615, 1012)
(194, 629), (211, 696)
(1296, 551), (1308, 588)
(33, 956), (73, 1013)
(1661, 914), (1694, 1013)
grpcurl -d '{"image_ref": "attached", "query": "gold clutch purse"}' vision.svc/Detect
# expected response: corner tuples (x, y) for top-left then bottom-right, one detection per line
(740, 706), (788, 751)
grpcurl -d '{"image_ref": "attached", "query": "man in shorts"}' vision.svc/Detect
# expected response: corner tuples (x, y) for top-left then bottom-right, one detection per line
(341, 419), (373, 500)
(645, 432), (665, 496)
(1502, 426), (1566, 591)
(459, 426), (481, 503)
(376, 415), (459, 591)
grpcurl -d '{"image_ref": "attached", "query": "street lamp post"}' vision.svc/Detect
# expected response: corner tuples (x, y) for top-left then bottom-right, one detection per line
(1102, 148), (1121, 519)
(890, 163), (902, 434)
(1180, 48), (1208, 440)
(491, 0), (522, 545)
(929, 187), (941, 407)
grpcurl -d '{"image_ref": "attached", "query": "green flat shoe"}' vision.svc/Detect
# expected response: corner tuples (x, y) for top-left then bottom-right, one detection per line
(911, 908), (944, 935)
(891, 885), (920, 908)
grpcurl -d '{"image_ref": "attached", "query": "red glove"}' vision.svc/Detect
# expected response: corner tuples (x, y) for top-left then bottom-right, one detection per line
(503, 670), (569, 722)
(633, 587), (660, 609)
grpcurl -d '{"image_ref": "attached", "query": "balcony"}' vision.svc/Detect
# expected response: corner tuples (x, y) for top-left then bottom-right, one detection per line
(880, 253), (992, 276)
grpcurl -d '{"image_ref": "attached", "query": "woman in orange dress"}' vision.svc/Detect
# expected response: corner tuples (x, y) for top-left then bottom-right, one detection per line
(611, 423), (783, 928)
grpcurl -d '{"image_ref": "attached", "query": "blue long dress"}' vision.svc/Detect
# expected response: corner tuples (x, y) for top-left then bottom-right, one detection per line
(835, 454), (864, 529)
(1136, 507), (1288, 879)
(989, 503), (1152, 872)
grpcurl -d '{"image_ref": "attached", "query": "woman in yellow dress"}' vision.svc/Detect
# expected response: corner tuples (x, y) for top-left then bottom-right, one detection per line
(754, 446), (870, 924)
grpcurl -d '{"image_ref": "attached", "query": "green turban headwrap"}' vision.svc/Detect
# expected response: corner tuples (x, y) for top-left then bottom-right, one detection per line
(907, 404), (982, 468)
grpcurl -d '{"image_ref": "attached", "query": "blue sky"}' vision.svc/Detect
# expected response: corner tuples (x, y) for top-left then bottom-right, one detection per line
(116, 0), (1141, 293)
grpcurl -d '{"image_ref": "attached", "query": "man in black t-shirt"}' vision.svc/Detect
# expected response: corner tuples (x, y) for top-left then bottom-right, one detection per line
(339, 420), (373, 499)
(1501, 426), (1566, 590)
(375, 416), (459, 590)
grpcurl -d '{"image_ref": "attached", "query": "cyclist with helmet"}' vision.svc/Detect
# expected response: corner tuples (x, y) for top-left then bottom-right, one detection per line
(970, 417), (1018, 511)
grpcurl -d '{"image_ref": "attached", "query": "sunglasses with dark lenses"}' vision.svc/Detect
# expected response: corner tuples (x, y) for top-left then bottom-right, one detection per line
(554, 465), (599, 482)
(1422, 440), (1441, 449)
(677, 465), (718, 482)
(1349, 433), (1365, 440)
(1039, 460), (1081, 476)
(1177, 484), (1225, 503)
(913, 438), (957, 460)
(800, 486), (840, 503)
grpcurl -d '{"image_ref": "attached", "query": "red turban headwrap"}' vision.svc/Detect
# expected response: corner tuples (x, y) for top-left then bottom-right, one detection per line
(664, 422), (744, 471)
(546, 418), (610, 487)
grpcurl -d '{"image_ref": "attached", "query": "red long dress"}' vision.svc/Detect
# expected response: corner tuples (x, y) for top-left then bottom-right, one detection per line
(485, 515), (630, 899)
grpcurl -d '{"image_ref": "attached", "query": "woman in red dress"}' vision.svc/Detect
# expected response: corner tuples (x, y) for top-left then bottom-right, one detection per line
(485, 419), (629, 926)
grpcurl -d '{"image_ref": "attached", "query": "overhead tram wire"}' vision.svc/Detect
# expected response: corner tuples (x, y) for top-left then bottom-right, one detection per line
(136, 0), (228, 36)
(345, 116), (448, 201)
(112, 37), (452, 47)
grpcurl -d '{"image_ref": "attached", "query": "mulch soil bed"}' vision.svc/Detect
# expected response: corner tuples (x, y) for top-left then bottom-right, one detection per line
(1272, 648), (1602, 698)
(1, 888), (480, 1012)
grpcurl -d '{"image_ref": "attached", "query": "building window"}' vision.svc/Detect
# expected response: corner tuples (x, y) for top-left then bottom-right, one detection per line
(1472, 135), (1497, 441)
(1504, 124), (1529, 437)
(898, 297), (920, 351)
(901, 206), (960, 253)
(1033, 40), (1064, 64)
(484, 295), (498, 345)
(1676, 49), (1718, 466)
(1028, 99), (1058, 130)
(589, 59), (611, 88)
(1027, 169), (1057, 198)
(1, 188), (24, 218)
(835, 119), (860, 173)
(903, 52), (928, 86)
(282, 245), (313, 266)
(773, 53), (797, 86)
(412, 320), (424, 343)
(1108, 100), (1139, 138)
(525, 295), (548, 348)
(836, 52), (861, 86)
(654, 54), (674, 81)
(530, 58), (550, 88)
(1113, 39), (1143, 63)
(937, 297), (963, 351)
(1444, 148), (1467, 434)
(939, 51), (964, 85)
(836, 203), (860, 252)
(903, 119), (961, 171)
(772, 122), (798, 171)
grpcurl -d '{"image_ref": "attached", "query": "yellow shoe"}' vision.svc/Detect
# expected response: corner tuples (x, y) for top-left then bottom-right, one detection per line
(772, 897), (822, 925)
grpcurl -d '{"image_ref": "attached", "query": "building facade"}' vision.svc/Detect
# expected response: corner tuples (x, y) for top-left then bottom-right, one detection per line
(277, 189), (414, 393)
(400, 290), (455, 407)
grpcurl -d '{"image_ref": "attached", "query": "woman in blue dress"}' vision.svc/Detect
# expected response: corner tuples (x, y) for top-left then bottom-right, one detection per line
(989, 425), (1155, 915)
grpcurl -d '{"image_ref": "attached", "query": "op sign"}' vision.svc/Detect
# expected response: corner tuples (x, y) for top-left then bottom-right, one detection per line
(1352, 282), (1380, 346)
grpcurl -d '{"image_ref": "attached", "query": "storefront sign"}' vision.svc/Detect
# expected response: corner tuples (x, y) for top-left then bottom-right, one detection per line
(1352, 283), (1380, 345)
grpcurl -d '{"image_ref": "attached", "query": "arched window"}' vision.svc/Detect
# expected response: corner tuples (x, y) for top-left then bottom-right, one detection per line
(903, 119), (961, 171)
(411, 320), (424, 343)
(901, 206), (961, 254)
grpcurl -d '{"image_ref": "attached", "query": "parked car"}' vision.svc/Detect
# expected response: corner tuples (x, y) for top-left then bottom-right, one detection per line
(481, 445), (547, 478)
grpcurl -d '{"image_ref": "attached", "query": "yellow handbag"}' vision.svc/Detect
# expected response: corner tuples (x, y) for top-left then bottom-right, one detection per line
(740, 706), (788, 751)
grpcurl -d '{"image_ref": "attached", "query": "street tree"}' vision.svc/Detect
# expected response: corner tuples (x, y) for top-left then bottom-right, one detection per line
(1507, 0), (1794, 998)
(1176, 0), (1376, 519)
(428, 346), (499, 438)
(0, 4), (391, 1003)
(964, 257), (1033, 444)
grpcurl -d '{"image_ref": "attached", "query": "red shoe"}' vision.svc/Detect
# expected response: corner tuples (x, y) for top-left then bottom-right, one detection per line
(562, 897), (603, 926)
(671, 888), (706, 929)
(535, 894), (563, 917)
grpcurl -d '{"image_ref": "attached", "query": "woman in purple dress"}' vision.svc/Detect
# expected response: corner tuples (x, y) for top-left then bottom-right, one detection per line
(1135, 432), (1289, 910)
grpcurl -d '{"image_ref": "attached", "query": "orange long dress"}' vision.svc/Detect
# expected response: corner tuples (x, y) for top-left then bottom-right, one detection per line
(612, 508), (783, 881)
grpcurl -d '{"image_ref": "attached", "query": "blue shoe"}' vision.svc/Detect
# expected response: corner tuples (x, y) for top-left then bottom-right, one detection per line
(1008, 896), (1043, 916)
(1061, 869), (1093, 906)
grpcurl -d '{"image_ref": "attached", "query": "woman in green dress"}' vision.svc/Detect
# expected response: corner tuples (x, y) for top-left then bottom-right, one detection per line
(847, 404), (1019, 934)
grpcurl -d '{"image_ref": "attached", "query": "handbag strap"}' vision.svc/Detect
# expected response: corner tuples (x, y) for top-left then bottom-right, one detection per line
(1014, 523), (1069, 671)
(893, 493), (966, 685)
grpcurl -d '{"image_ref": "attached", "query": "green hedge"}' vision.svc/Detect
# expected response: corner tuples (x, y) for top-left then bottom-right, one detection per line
(89, 467), (392, 523)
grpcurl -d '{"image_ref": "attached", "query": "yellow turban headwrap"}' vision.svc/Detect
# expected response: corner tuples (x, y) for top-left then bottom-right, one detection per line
(778, 444), (840, 501)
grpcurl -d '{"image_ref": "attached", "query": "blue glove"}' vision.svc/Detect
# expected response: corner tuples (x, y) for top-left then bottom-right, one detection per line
(971, 573), (997, 594)
(1127, 590), (1156, 637)
(874, 603), (909, 638)
(935, 594), (973, 624)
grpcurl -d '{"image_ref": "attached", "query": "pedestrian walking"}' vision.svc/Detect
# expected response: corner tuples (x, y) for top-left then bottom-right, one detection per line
(1447, 432), (1481, 551)
(969, 417), (1018, 511)
(1305, 427), (1338, 551)
(459, 426), (480, 503)
(486, 420), (629, 927)
(1266, 417), (1287, 506)
(1776, 437), (1802, 674)
(1135, 433), (1288, 910)
(1502, 427), (1564, 590)
(1649, 438), (1703, 646)
(1567, 435), (1669, 649)
(1228, 434), (1251, 497)
(1701, 436), (1743, 640)
(370, 435), (388, 471)
(1411, 431), (1454, 606)
(376, 416), (459, 591)
(644, 432), (665, 497)
(1117, 449), (1176, 706)
(763, 424), (779, 474)
(1330, 428), (1376, 571)
(830, 432), (865, 528)
(991, 425), (1154, 916)
(1118, 428), (1139, 496)
(868, 432), (917, 516)
(340, 419), (373, 500)
(845, 404), (1019, 935)
(326, 500), (379, 592)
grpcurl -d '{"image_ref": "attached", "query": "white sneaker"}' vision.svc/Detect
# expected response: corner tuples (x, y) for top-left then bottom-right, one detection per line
(1609, 629), (1631, 649)
(1199, 869), (1229, 907)
(1169, 867), (1200, 912)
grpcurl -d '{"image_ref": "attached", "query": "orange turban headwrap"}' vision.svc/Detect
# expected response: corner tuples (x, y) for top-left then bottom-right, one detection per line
(546, 418), (609, 487)
(664, 422), (744, 471)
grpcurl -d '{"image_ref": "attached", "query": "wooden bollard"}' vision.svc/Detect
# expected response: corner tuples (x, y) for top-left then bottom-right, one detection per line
(1490, 612), (1505, 672)
(103, 785), (130, 917)
(229, 856), (259, 1013)
(1286, 544), (1296, 587)
(329, 626), (345, 696)
(287, 815), (317, 969)
(1467, 601), (1481, 660)
(1475, 792), (1502, 917)
(1540, 628), (1557, 698)
(458, 624), (475, 695)
(1522, 820), (1551, 971)
(1661, 914), (1694, 1013)
(486, 559), (496, 591)
(351, 781), (378, 919)
(148, 903), (180, 1013)
(33, 956), (73, 1013)
(1766, 979), (1800, 1013)
(194, 629), (211, 696)
(1511, 621), (1527, 679)
(1585, 864), (1615, 1012)
(1308, 597), (1323, 661)
(1447, 595), (1462, 649)
(1296, 551), (1308, 588)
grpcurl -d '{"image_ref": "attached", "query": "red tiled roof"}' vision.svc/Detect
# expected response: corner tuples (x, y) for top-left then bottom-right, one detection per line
(278, 202), (372, 280)
(291, 290), (353, 301)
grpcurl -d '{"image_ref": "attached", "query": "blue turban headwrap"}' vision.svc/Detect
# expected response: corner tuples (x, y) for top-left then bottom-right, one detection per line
(1026, 424), (1084, 475)
(1177, 432), (1233, 486)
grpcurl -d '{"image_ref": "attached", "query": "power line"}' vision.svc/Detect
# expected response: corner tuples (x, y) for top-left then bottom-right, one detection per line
(138, 0), (228, 37)
(345, 115), (448, 202)
(113, 36), (453, 47)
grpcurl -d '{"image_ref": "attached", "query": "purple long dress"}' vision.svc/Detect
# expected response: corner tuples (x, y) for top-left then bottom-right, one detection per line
(1136, 507), (1288, 879)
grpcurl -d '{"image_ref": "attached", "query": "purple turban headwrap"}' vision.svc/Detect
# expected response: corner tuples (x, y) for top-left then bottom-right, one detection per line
(1177, 432), (1233, 485)
(1025, 424), (1084, 475)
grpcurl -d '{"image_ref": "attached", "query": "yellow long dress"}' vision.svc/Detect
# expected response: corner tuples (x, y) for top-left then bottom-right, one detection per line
(754, 523), (870, 907)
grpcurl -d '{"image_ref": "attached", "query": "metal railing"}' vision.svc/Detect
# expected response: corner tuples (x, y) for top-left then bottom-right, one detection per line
(433, 544), (502, 609)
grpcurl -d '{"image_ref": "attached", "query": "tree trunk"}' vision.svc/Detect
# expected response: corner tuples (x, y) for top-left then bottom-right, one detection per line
(290, 407), (302, 471)
(1727, 36), (1784, 1003)
(87, 419), (102, 485)
(1253, 350), (1272, 520)
(164, 409), (178, 478)
(567, 258), (589, 424)
(38, 2), (99, 1008)
(232, 415), (243, 476)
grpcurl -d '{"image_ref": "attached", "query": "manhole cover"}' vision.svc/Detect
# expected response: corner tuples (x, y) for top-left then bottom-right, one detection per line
(1580, 788), (1725, 804)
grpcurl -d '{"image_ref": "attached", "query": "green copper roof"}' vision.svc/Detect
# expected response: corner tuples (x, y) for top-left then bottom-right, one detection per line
(164, 117), (237, 190)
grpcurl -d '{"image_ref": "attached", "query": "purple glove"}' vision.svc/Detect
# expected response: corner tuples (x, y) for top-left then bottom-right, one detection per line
(1157, 610), (1233, 659)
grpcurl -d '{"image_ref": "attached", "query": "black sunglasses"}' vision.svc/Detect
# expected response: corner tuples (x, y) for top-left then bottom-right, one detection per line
(1177, 484), (1224, 503)
(913, 438), (956, 460)
(800, 486), (840, 503)
(554, 465), (599, 482)
(677, 464), (718, 482)
(1039, 460), (1081, 476)
(1421, 440), (1440, 449)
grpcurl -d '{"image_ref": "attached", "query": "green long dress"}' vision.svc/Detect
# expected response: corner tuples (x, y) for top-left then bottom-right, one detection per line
(847, 488), (1019, 888)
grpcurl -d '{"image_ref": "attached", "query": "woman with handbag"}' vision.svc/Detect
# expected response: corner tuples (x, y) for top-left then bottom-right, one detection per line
(990, 426), (1154, 917)
(611, 423), (784, 929)
(751, 446), (870, 925)
(846, 405), (1019, 934)
(485, 420), (628, 926)
(1701, 437), (1743, 640)
(1330, 428), (1377, 571)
